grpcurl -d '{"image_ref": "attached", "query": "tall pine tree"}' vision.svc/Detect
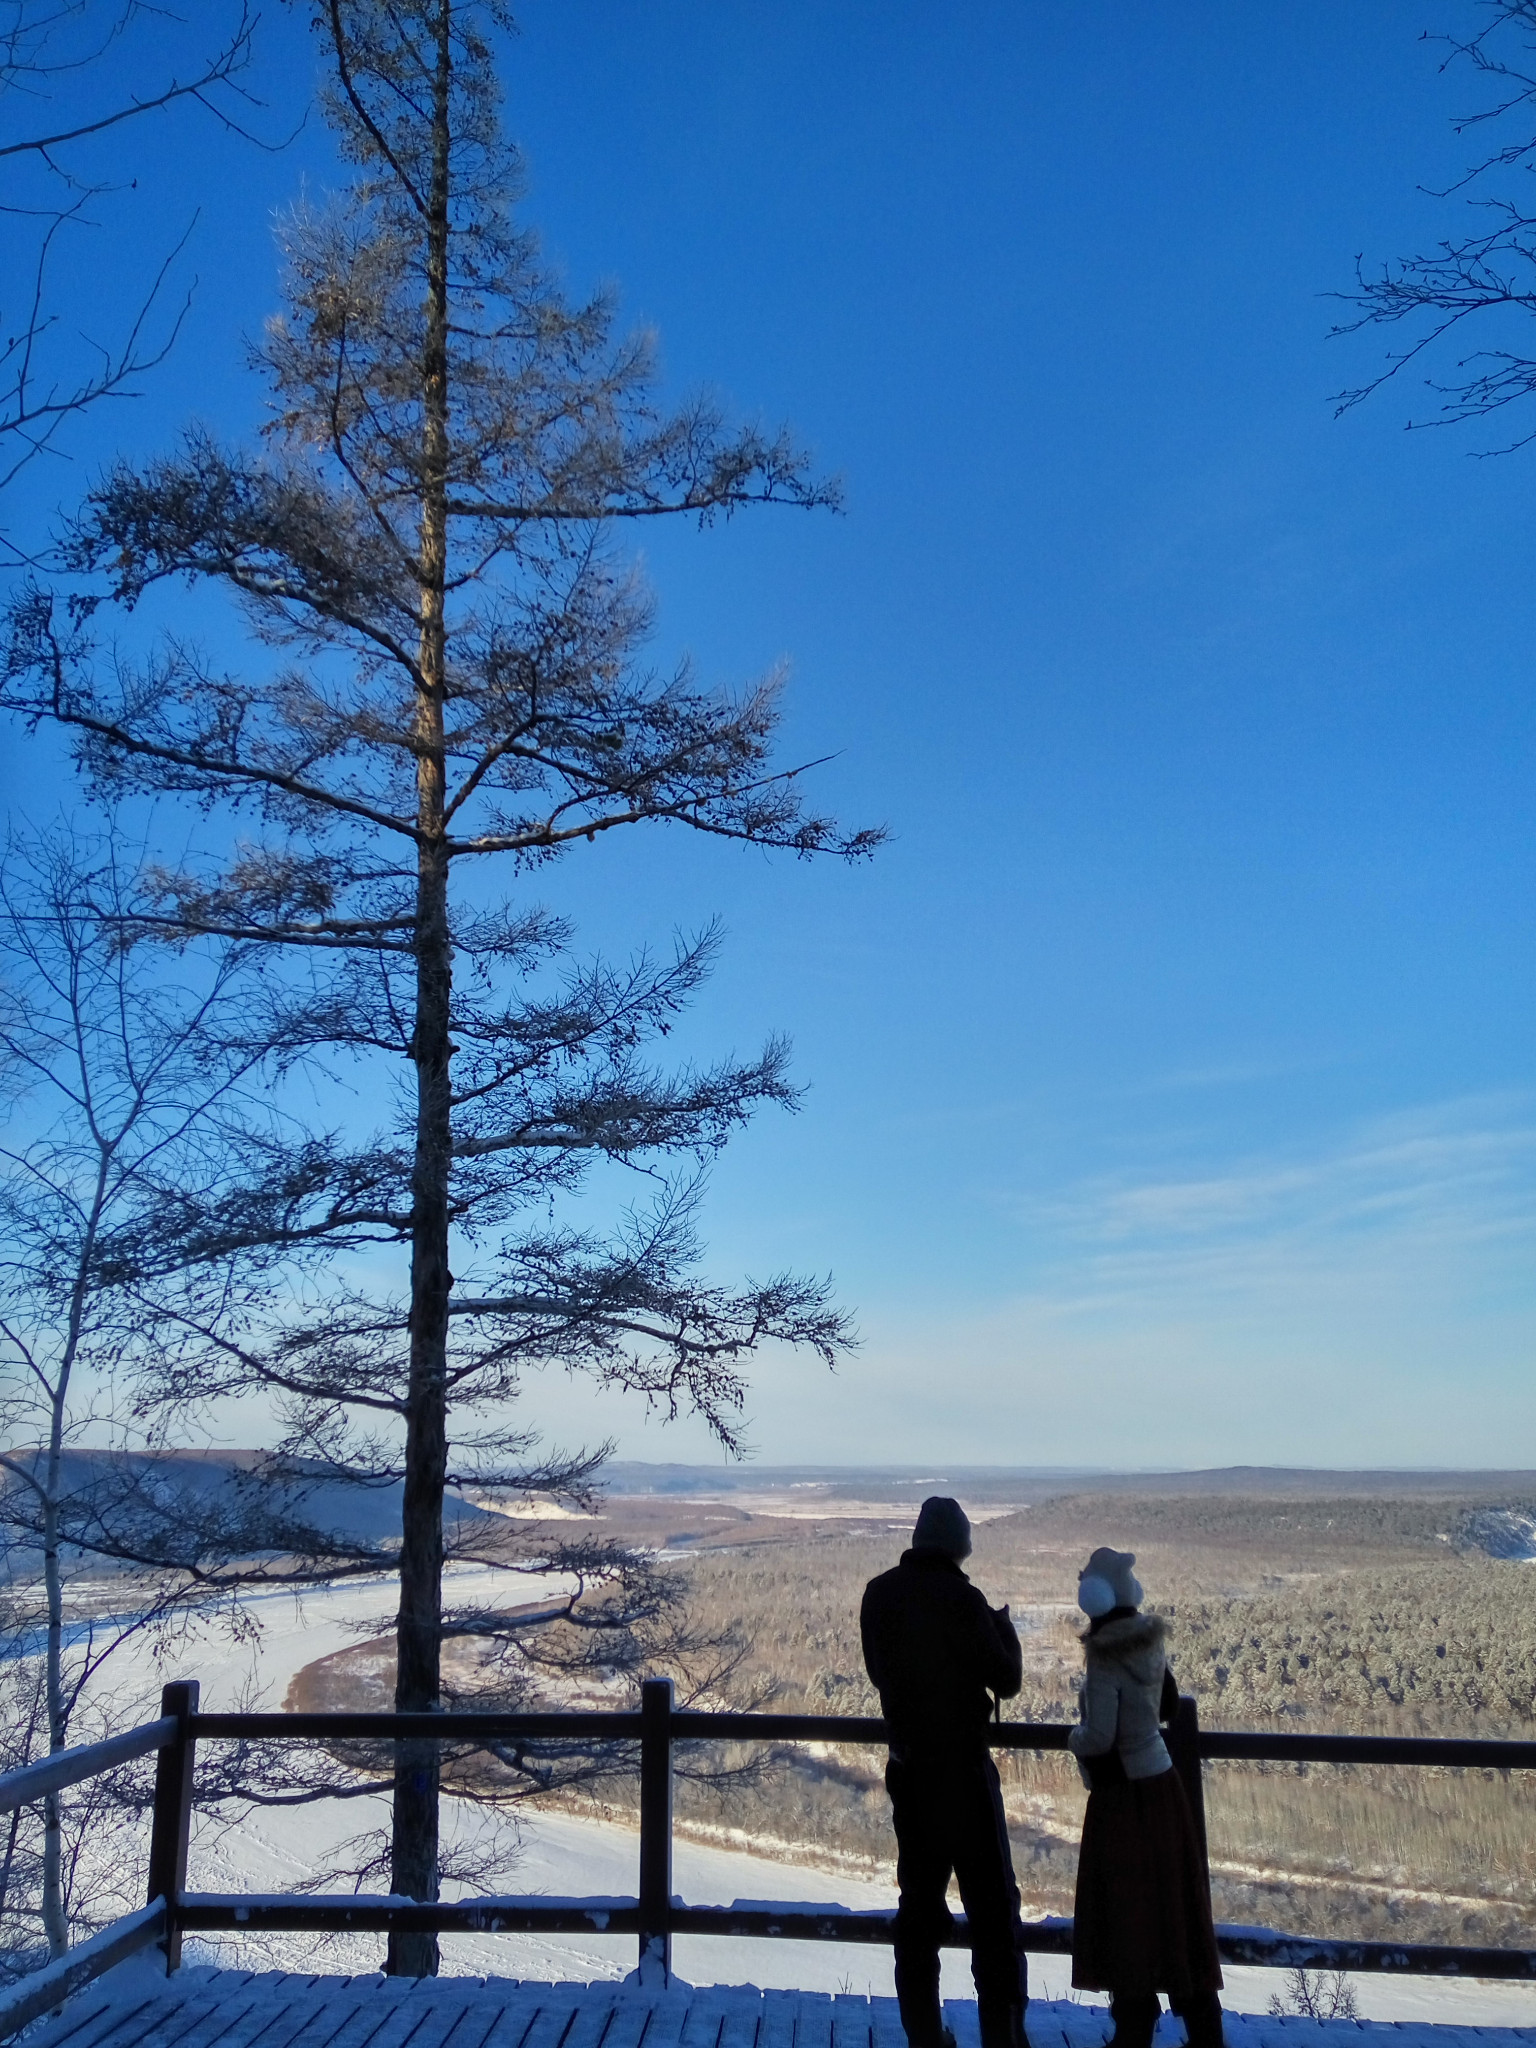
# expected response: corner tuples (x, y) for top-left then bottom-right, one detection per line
(6, 0), (876, 1973)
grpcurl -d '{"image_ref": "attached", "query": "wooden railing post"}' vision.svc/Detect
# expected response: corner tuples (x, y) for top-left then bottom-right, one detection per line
(637, 1677), (673, 1985)
(1165, 1693), (1209, 1877)
(145, 1681), (199, 1974)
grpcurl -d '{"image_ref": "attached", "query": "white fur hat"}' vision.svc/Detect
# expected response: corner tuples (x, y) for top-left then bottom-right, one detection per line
(1077, 1545), (1143, 1617)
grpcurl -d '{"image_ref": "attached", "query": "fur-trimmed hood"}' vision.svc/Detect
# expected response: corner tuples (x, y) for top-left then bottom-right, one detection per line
(1081, 1610), (1167, 1684)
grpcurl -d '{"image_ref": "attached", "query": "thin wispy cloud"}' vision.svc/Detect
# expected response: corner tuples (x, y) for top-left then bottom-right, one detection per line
(838, 1095), (1536, 1467)
(1019, 1094), (1536, 1315)
(1134, 1050), (1344, 1096)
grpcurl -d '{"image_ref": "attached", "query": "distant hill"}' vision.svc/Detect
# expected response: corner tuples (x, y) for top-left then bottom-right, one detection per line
(0, 1447), (496, 1575)
(599, 1461), (1536, 1505)
(11, 1453), (1530, 1581)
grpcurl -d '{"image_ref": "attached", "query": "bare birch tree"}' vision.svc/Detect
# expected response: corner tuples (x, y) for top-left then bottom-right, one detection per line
(3, 0), (878, 1974)
(0, 823), (536, 1957)
(0, 826), (284, 1958)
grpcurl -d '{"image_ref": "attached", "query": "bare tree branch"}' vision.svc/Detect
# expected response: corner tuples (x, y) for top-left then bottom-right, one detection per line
(0, 2), (274, 501)
(1333, 1), (1536, 450)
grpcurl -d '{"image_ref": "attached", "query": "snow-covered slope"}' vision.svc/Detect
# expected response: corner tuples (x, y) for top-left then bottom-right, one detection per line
(1458, 1507), (1536, 1561)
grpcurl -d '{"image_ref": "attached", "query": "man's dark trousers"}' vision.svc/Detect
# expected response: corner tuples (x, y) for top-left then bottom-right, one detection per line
(888, 1745), (1028, 2048)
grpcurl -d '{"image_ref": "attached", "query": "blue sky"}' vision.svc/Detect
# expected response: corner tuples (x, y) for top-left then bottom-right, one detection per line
(4, 3), (1534, 1468)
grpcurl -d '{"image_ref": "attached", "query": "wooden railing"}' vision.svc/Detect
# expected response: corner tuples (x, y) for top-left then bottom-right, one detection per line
(4, 1678), (1536, 2039)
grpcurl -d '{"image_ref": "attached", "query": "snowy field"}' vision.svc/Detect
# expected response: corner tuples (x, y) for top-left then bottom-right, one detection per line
(71, 1576), (1536, 2030)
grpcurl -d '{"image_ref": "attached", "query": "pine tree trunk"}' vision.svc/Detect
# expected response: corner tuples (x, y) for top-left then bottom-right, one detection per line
(387, 0), (455, 1981)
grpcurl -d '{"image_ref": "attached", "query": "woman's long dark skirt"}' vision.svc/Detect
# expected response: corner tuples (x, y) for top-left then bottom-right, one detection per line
(1071, 1766), (1222, 2001)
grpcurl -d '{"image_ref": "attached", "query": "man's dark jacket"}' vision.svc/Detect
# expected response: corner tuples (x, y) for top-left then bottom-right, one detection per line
(860, 1548), (1023, 1755)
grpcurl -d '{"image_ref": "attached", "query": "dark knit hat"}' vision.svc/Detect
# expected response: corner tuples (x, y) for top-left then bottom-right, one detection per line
(912, 1495), (972, 1560)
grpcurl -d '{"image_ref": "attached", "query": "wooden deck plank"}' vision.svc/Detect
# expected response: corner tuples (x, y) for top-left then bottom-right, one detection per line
(155, 1973), (343, 2048)
(82, 2001), (191, 2048)
(635, 1994), (693, 2048)
(831, 1993), (872, 2048)
(135, 1992), (260, 2048)
(173, 1986), (322, 2048)
(387, 1997), (469, 2048)
(866, 1995), (905, 2048)
(449, 2008), (535, 2048)
(754, 1988), (797, 2048)
(50, 1991), (186, 2048)
(269, 1980), (410, 2048)
(942, 1997), (981, 2048)
(475, 1986), (563, 2048)
(24, 1988), (159, 2048)
(334, 2001), (440, 2048)
(560, 1990), (619, 2048)
(1236, 2023), (1306, 2048)
(718, 1994), (762, 2048)
(679, 1988), (728, 2048)
(401, 1993), (514, 2048)
(18, 1987), (124, 2048)
(237, 1991), (343, 2048)
(518, 1985), (588, 2048)
(591, 1991), (652, 2048)
(289, 1981), (422, 2048)
(290, 1982), (405, 2048)
(157, 1976), (308, 2048)
(1050, 2006), (1107, 2048)
(208, 1983), (351, 2048)
(436, 2009), (513, 2048)
(638, 1990), (696, 2048)
(792, 1991), (834, 2048)
(1067, 2008), (1113, 2048)
(340, 1990), (464, 2048)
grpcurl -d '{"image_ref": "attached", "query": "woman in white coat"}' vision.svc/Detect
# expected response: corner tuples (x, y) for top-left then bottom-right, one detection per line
(1067, 1547), (1223, 2048)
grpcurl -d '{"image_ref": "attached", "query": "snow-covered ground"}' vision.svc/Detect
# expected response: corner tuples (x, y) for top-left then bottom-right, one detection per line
(70, 1577), (1536, 2030)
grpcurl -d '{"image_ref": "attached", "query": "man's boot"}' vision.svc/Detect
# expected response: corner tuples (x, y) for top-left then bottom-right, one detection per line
(977, 1997), (1027, 2048)
(976, 1934), (1029, 2048)
(895, 1997), (951, 2048)
(1107, 1993), (1160, 2048)
(1172, 1994), (1223, 2048)
(897, 2010), (955, 2048)
(894, 1952), (950, 2048)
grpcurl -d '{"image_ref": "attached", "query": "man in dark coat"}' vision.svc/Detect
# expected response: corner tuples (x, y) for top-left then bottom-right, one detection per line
(861, 1496), (1028, 2048)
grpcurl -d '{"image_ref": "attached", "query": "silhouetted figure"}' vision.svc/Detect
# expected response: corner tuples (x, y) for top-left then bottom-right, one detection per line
(1068, 1547), (1224, 2048)
(861, 1497), (1028, 2048)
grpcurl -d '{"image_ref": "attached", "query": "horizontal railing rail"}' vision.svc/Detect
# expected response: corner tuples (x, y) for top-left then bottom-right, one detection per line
(0, 1900), (166, 2044)
(5, 1674), (1536, 2041)
(189, 1707), (1536, 1771)
(1196, 1728), (1536, 1770)
(161, 1895), (1536, 1981)
(191, 1709), (647, 1742)
(0, 1716), (178, 1816)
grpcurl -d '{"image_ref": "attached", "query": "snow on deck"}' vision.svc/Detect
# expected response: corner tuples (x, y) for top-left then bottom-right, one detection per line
(23, 1972), (1536, 2048)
